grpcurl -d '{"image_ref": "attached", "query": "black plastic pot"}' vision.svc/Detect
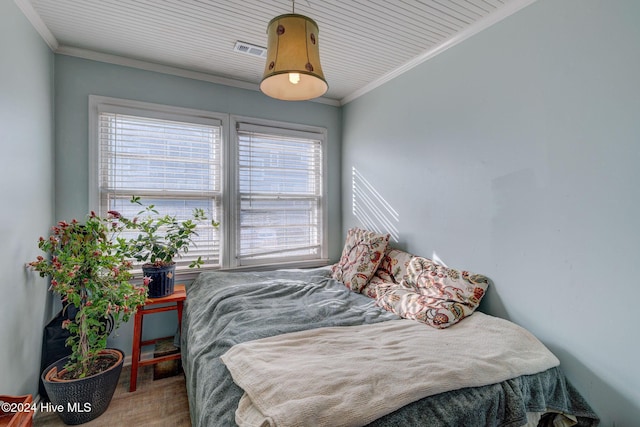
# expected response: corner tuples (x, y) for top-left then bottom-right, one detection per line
(41, 348), (124, 425)
(142, 263), (176, 297)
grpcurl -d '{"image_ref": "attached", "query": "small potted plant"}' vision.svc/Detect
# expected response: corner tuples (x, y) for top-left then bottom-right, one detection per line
(28, 211), (148, 425)
(118, 196), (217, 298)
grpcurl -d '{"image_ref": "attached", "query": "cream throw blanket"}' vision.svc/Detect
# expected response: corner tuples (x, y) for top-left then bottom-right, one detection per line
(221, 313), (559, 427)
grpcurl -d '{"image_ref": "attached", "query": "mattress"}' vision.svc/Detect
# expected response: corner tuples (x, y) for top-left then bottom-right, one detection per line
(181, 267), (599, 427)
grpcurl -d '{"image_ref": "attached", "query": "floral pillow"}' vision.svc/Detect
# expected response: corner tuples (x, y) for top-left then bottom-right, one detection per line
(406, 256), (490, 298)
(361, 275), (396, 299)
(377, 287), (469, 328)
(332, 228), (390, 293)
(377, 256), (491, 328)
(374, 248), (414, 284)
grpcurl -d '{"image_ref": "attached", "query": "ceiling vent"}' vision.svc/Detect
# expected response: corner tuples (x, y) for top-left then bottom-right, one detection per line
(234, 41), (267, 58)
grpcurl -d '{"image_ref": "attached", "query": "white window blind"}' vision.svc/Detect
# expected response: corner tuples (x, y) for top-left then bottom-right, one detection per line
(236, 123), (324, 266)
(97, 109), (222, 270)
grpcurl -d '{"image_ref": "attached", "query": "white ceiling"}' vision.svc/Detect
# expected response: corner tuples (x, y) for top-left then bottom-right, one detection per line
(18, 0), (536, 105)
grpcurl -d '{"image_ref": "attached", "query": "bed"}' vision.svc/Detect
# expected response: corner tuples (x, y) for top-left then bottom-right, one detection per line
(181, 230), (599, 427)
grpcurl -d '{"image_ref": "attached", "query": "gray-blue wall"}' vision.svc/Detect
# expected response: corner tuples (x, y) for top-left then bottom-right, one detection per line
(342, 0), (640, 425)
(54, 54), (343, 356)
(0, 0), (55, 396)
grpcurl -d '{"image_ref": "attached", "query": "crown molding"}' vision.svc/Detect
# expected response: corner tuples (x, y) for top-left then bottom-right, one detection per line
(340, 0), (539, 105)
(14, 0), (58, 50)
(14, 0), (532, 107)
(13, 0), (340, 107)
(56, 45), (258, 90)
(56, 46), (341, 107)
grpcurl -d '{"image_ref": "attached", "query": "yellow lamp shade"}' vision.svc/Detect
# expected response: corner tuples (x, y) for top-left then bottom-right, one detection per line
(260, 14), (328, 101)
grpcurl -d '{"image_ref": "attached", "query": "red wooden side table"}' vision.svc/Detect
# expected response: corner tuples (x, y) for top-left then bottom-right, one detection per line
(130, 284), (186, 392)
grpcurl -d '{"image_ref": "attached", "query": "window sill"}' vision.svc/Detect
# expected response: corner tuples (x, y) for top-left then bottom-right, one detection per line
(129, 259), (333, 286)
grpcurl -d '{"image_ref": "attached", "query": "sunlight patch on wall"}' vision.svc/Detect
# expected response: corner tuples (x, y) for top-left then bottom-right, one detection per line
(431, 251), (449, 267)
(352, 167), (399, 242)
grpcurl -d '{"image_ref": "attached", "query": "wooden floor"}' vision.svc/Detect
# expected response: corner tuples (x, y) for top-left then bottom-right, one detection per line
(34, 365), (191, 426)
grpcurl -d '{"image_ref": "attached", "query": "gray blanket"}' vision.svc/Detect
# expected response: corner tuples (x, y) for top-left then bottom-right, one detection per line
(182, 268), (599, 427)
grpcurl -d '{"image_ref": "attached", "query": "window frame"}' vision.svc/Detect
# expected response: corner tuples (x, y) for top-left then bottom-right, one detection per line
(229, 115), (329, 269)
(89, 95), (228, 278)
(89, 96), (329, 275)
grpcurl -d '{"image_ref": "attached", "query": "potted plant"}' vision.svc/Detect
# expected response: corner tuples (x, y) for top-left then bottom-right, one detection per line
(118, 196), (217, 298)
(28, 212), (148, 425)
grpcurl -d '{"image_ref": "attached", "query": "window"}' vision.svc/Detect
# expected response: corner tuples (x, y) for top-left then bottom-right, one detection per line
(90, 97), (327, 272)
(90, 96), (224, 271)
(233, 120), (327, 267)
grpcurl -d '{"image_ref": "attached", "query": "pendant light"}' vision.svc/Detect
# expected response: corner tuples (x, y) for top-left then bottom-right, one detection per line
(260, 1), (328, 101)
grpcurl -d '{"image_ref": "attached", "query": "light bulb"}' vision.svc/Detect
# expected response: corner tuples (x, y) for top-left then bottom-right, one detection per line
(288, 73), (301, 85)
